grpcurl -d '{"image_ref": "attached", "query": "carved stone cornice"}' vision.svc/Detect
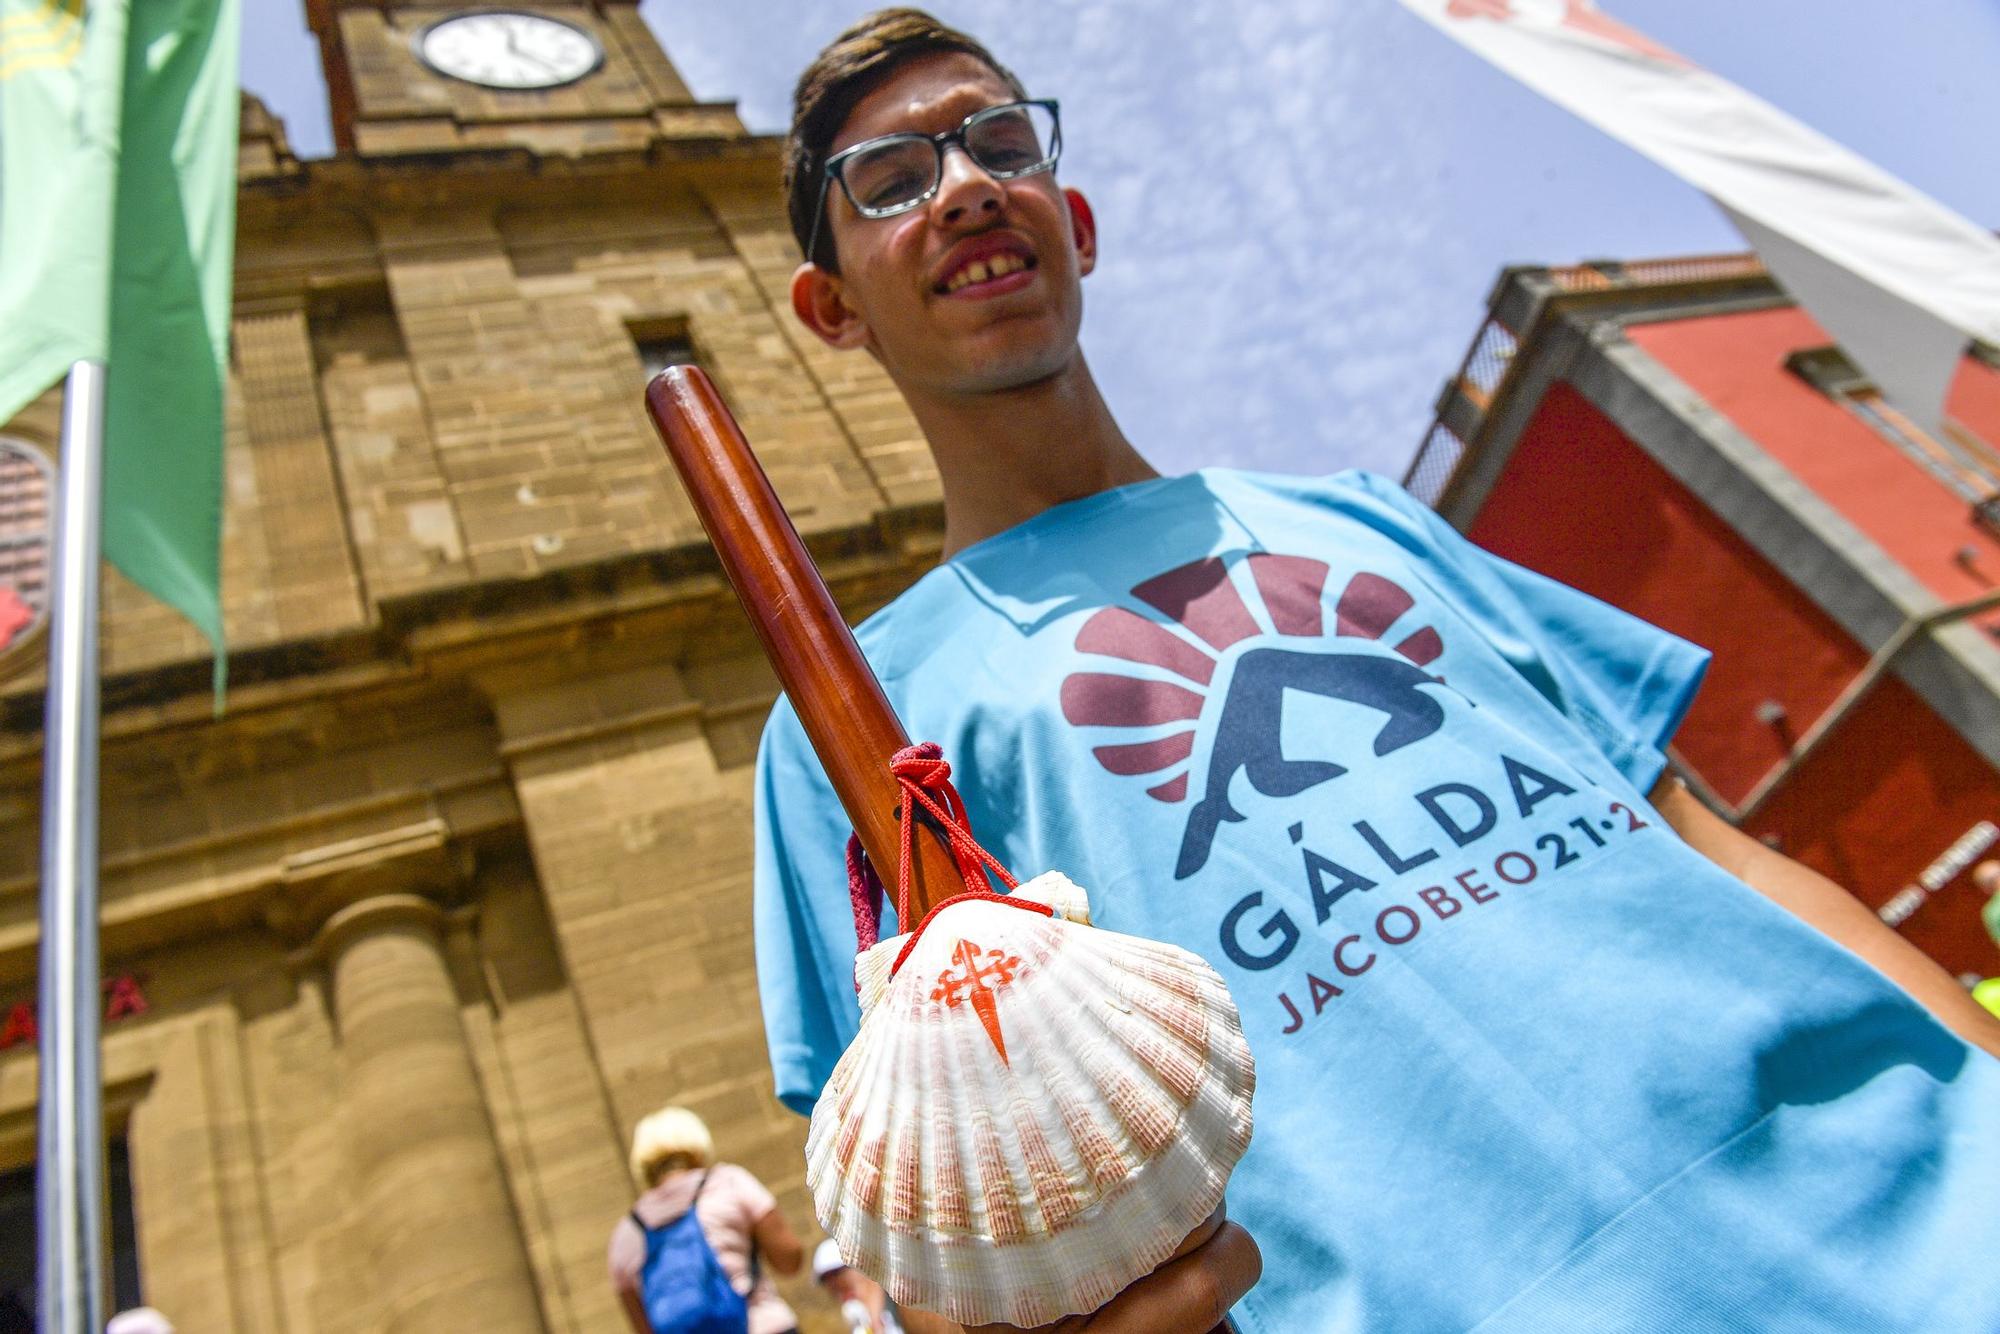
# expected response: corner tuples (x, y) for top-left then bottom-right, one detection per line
(0, 504), (941, 745)
(230, 290), (310, 320)
(266, 817), (471, 951)
(234, 134), (781, 217)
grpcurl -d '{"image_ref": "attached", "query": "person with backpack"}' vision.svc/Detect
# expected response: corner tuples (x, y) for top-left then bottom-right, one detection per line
(609, 1106), (804, 1334)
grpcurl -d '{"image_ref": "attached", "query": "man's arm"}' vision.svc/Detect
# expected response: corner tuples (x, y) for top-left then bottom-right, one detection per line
(1652, 775), (2000, 1059)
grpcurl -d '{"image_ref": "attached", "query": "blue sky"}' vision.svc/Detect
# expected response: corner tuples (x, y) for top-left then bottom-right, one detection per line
(242, 2), (2000, 479)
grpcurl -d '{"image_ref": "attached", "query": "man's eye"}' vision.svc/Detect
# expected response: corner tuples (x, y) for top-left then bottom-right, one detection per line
(858, 171), (926, 208)
(979, 144), (1040, 171)
(969, 117), (1046, 171)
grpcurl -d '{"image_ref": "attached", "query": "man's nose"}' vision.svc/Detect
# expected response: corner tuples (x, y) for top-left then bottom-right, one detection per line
(931, 144), (1002, 228)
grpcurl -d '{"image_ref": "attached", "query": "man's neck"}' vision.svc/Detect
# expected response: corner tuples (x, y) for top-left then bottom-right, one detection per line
(900, 355), (1159, 558)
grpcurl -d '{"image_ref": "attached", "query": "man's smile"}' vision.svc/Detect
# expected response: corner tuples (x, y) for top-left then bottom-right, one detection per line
(932, 233), (1040, 298)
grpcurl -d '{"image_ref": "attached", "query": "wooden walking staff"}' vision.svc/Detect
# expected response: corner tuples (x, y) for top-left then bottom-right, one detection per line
(645, 365), (966, 919)
(646, 365), (1252, 1332)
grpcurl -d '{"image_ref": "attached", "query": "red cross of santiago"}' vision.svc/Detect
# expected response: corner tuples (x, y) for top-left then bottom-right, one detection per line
(931, 938), (1023, 1065)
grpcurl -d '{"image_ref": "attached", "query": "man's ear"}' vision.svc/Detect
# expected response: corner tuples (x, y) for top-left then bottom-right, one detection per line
(789, 262), (870, 349)
(1064, 188), (1098, 277)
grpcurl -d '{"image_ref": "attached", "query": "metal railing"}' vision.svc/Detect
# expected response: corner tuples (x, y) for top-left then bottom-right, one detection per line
(1406, 421), (1470, 510)
(1405, 308), (1526, 508)
(1405, 251), (1765, 505)
(1545, 252), (1765, 292)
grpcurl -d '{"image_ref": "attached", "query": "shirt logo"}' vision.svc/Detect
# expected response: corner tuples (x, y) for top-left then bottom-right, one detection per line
(1060, 555), (1450, 878)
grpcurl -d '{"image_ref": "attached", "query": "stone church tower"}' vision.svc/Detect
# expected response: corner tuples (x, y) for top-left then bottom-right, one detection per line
(0, 4), (937, 1328)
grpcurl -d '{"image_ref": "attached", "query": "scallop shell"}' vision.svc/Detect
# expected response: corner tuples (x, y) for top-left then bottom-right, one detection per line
(807, 871), (1255, 1328)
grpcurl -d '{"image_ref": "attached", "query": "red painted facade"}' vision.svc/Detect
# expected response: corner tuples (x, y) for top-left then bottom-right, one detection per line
(1462, 336), (2000, 978)
(1752, 675), (1999, 978)
(1466, 382), (1869, 808)
(1628, 310), (2000, 629)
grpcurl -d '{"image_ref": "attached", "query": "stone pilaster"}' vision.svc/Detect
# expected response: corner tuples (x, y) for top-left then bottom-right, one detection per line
(480, 658), (808, 1186)
(316, 892), (545, 1332)
(232, 299), (370, 639)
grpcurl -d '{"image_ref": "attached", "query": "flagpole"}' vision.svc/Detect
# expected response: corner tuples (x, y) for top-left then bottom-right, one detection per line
(38, 357), (109, 1334)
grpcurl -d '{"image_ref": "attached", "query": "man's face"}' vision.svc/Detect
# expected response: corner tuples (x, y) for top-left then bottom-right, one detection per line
(793, 52), (1096, 397)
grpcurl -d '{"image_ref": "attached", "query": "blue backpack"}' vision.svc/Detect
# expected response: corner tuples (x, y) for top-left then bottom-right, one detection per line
(634, 1171), (752, 1334)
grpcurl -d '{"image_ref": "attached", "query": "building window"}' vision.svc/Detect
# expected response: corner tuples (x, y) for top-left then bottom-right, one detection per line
(629, 318), (699, 382)
(0, 1139), (144, 1325)
(0, 438), (53, 661)
(1786, 347), (2000, 528)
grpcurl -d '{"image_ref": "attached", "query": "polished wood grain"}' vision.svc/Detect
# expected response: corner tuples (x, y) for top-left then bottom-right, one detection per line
(645, 365), (967, 920)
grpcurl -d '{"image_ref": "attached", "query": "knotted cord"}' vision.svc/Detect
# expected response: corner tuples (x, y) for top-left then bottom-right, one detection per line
(888, 742), (1018, 923)
(843, 742), (1038, 985)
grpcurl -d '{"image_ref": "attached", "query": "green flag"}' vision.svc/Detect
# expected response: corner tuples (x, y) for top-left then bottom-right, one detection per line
(0, 1), (114, 406)
(0, 0), (239, 695)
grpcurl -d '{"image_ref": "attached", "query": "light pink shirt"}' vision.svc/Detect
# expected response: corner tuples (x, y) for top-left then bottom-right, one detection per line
(608, 1163), (797, 1334)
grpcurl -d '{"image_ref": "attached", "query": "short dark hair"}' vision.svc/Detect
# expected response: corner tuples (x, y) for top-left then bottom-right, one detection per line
(783, 8), (1028, 271)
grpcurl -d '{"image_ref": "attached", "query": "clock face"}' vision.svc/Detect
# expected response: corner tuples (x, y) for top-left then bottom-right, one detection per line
(417, 12), (602, 90)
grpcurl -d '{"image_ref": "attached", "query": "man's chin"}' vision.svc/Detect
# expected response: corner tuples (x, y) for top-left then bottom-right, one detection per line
(956, 353), (1071, 396)
(913, 334), (1081, 398)
(890, 306), (1083, 394)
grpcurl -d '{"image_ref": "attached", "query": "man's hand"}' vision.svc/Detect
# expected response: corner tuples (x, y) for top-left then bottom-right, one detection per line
(899, 1206), (1260, 1334)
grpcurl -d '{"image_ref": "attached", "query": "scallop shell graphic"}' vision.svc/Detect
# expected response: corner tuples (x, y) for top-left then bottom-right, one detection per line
(0, 440), (54, 659)
(1060, 556), (1448, 877)
(806, 872), (1255, 1328)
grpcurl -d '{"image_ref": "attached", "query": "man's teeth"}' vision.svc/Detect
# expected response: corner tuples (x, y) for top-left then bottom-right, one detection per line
(944, 252), (1029, 293)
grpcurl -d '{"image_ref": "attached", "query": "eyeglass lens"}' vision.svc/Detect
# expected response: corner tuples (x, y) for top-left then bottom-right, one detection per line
(842, 103), (1058, 215)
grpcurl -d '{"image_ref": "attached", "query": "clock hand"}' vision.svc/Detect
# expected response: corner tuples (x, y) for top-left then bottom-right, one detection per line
(496, 20), (561, 76)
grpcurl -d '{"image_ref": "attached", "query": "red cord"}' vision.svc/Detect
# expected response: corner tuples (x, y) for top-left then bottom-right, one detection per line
(888, 743), (1018, 927)
(845, 833), (883, 954)
(889, 888), (1053, 980)
(821, 743), (1040, 981)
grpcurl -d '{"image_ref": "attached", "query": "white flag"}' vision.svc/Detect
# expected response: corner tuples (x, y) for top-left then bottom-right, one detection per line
(1401, 0), (2000, 436)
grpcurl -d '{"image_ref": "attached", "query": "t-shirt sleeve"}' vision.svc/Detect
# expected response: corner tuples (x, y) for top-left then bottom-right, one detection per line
(1342, 471), (1710, 795)
(753, 699), (872, 1116)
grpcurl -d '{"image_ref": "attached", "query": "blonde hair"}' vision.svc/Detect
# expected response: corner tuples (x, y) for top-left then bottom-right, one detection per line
(629, 1106), (715, 1187)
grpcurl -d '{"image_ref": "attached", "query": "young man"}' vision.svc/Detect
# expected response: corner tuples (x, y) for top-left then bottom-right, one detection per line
(754, 10), (2000, 1332)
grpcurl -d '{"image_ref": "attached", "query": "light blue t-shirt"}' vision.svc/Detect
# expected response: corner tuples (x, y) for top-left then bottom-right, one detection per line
(753, 469), (2000, 1332)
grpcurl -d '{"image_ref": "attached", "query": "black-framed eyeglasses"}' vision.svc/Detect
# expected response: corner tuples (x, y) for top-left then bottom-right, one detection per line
(805, 99), (1061, 266)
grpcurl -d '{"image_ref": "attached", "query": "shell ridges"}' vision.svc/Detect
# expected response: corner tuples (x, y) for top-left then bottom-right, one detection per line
(805, 873), (1255, 1327)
